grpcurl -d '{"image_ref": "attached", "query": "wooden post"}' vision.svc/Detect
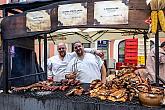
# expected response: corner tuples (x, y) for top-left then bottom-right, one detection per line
(3, 8), (9, 93)
(44, 34), (47, 78)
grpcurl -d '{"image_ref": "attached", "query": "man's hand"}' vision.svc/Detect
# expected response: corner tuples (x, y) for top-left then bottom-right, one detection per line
(95, 50), (104, 59)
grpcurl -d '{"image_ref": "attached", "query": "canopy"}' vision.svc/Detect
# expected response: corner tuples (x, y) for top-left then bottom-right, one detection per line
(1, 0), (150, 40)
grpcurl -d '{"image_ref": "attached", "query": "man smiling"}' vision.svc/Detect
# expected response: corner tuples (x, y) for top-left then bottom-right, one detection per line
(66, 41), (106, 83)
(47, 42), (102, 82)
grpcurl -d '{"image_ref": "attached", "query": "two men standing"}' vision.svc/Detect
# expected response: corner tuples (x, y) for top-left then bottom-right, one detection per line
(47, 42), (106, 83)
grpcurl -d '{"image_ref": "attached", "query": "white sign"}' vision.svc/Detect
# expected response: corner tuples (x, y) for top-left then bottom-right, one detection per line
(26, 10), (51, 32)
(94, 1), (129, 25)
(58, 3), (87, 26)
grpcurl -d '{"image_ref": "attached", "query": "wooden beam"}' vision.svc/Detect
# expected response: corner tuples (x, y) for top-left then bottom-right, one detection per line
(7, 9), (22, 14)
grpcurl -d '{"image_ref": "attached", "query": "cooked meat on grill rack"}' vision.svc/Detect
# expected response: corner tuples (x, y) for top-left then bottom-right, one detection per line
(66, 86), (84, 96)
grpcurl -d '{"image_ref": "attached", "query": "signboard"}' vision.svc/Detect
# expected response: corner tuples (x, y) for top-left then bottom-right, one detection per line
(97, 40), (109, 49)
(94, 0), (129, 25)
(26, 10), (51, 32)
(58, 3), (87, 26)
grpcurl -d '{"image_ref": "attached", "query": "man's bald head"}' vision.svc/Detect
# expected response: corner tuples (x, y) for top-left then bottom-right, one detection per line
(57, 42), (66, 48)
(57, 42), (67, 58)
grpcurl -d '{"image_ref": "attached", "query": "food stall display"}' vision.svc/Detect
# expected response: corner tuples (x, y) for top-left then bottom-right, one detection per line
(0, 0), (164, 110)
(11, 68), (165, 108)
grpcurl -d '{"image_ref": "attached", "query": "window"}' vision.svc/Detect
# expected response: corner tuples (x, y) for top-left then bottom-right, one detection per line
(118, 40), (125, 62)
(83, 43), (91, 48)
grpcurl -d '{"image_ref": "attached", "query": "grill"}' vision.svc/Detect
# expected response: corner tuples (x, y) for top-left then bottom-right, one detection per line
(11, 84), (165, 110)
(13, 89), (140, 105)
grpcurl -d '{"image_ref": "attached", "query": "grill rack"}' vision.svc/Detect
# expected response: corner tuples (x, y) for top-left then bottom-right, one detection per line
(13, 89), (141, 105)
(11, 83), (165, 110)
(12, 83), (141, 106)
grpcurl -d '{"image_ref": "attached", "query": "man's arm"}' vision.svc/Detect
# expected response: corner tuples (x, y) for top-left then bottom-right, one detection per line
(146, 55), (155, 82)
(68, 48), (102, 59)
(47, 58), (52, 71)
(84, 48), (103, 57)
(101, 64), (107, 84)
(47, 58), (53, 79)
(95, 55), (106, 83)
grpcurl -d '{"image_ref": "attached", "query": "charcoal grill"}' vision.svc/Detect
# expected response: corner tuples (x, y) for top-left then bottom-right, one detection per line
(11, 84), (165, 110)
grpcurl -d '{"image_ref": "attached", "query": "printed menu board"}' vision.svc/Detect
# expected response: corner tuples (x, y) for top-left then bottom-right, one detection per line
(94, 0), (129, 25)
(26, 10), (51, 32)
(58, 3), (87, 26)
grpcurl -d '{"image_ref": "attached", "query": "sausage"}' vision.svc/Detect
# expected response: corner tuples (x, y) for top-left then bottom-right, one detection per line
(61, 86), (69, 91)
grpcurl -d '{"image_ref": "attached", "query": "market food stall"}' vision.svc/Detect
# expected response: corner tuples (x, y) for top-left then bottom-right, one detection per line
(0, 0), (165, 110)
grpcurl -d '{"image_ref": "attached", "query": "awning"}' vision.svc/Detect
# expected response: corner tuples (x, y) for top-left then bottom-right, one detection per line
(46, 28), (147, 44)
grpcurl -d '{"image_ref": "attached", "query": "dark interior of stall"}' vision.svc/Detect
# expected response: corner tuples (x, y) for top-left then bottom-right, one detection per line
(0, 37), (46, 88)
(8, 38), (45, 87)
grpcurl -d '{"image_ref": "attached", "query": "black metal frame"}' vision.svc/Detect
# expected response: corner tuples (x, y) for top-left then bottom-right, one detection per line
(0, 0), (65, 16)
(3, 35), (48, 93)
(2, 7), (48, 92)
(143, 34), (147, 66)
(3, 40), (48, 92)
(0, 0), (62, 93)
(155, 30), (160, 86)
